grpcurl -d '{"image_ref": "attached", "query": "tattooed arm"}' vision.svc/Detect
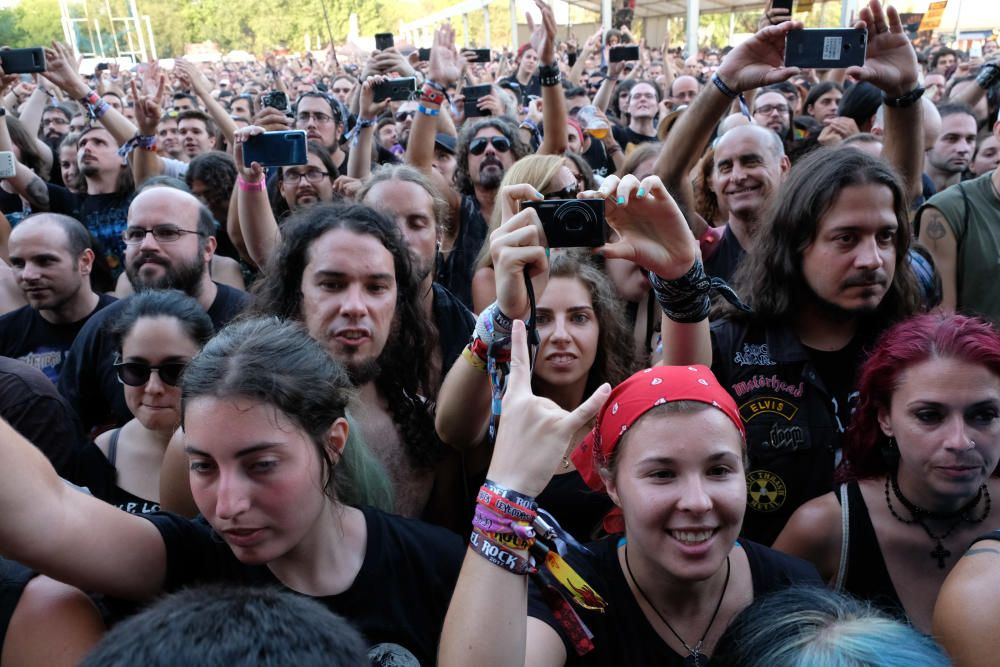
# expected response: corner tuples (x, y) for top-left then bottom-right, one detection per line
(933, 540), (1000, 667)
(916, 207), (957, 312)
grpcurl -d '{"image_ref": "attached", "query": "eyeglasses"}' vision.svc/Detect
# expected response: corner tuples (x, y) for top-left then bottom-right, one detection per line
(114, 361), (188, 387)
(283, 169), (329, 184)
(122, 225), (203, 244)
(296, 111), (335, 124)
(395, 110), (416, 122)
(754, 104), (789, 115)
(469, 136), (511, 155)
(543, 184), (579, 200)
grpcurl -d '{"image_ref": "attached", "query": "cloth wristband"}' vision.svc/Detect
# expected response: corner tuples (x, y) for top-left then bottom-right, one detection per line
(483, 479), (538, 510)
(461, 345), (488, 372)
(237, 175), (266, 192)
(648, 259), (751, 323)
(417, 104), (440, 117)
(468, 530), (535, 574)
(477, 485), (537, 522)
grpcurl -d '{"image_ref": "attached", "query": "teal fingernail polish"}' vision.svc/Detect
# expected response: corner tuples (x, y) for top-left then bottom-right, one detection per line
(616, 196), (625, 205)
(637, 188), (646, 198)
(536, 191), (544, 198)
(545, 247), (551, 258)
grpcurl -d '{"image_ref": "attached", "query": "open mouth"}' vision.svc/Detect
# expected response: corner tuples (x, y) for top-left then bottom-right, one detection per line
(668, 529), (717, 546)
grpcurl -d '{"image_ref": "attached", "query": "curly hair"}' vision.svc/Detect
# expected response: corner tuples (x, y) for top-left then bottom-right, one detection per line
(839, 313), (1000, 481)
(454, 116), (530, 196)
(250, 202), (442, 468)
(185, 150), (237, 214)
(723, 147), (921, 328)
(543, 253), (638, 396)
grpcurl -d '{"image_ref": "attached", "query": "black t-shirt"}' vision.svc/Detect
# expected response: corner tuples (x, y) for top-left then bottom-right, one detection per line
(77, 191), (134, 277)
(535, 471), (614, 543)
(145, 505), (465, 666)
(57, 284), (249, 432)
(436, 194), (489, 310)
(703, 225), (745, 285)
(804, 339), (864, 435)
(0, 294), (117, 383)
(0, 356), (85, 476)
(431, 282), (475, 378)
(611, 125), (657, 155)
(0, 558), (35, 654)
(528, 537), (822, 664)
(580, 139), (614, 180)
(66, 434), (161, 515)
(0, 182), (79, 229)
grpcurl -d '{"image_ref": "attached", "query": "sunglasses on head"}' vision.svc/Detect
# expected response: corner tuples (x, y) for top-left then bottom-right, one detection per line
(543, 184), (579, 200)
(469, 136), (511, 155)
(114, 361), (188, 387)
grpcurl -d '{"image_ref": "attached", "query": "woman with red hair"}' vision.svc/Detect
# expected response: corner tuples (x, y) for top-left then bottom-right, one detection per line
(775, 313), (1000, 633)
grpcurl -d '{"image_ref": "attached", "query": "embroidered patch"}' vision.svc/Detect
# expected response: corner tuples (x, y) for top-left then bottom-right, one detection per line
(747, 470), (787, 512)
(733, 343), (776, 366)
(739, 396), (799, 422)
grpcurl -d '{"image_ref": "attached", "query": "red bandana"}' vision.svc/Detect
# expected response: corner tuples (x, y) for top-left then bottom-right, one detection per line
(571, 365), (745, 531)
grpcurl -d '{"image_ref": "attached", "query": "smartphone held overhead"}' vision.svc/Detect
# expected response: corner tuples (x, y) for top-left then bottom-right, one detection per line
(242, 131), (308, 168)
(784, 28), (867, 69)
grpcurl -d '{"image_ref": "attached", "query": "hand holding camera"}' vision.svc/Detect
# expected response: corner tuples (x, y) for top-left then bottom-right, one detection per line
(490, 184), (549, 321)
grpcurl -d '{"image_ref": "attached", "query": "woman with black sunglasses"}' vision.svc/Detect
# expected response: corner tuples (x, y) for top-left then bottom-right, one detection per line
(67, 290), (213, 514)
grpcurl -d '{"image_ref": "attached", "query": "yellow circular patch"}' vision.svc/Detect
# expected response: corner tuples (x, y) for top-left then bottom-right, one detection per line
(747, 470), (787, 512)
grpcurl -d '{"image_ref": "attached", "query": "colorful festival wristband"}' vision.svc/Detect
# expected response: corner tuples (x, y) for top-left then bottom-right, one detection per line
(469, 529), (535, 574)
(477, 485), (537, 522)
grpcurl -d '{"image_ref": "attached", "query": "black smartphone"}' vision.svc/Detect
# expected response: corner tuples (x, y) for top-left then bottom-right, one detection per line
(0, 48), (46, 74)
(260, 91), (290, 113)
(771, 0), (794, 13)
(464, 48), (491, 63)
(462, 84), (493, 117)
(242, 130), (308, 167)
(521, 199), (607, 248)
(375, 33), (395, 51)
(418, 47), (431, 62)
(609, 45), (640, 63)
(784, 28), (867, 69)
(372, 77), (416, 101)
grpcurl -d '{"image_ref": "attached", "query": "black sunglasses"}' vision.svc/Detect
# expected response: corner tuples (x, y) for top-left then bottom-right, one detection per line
(115, 361), (188, 387)
(469, 136), (511, 155)
(395, 110), (416, 122)
(543, 184), (579, 200)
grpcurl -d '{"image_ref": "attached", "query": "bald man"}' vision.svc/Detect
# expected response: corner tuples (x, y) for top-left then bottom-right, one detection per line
(0, 214), (116, 383)
(706, 124), (790, 281)
(57, 188), (249, 432)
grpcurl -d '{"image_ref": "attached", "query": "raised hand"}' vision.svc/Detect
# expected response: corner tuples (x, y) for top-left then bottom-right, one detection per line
(429, 22), (462, 85)
(487, 320), (611, 496)
(41, 41), (88, 97)
(582, 174), (698, 279)
(759, 0), (792, 30)
(846, 0), (919, 98)
(715, 20), (802, 93)
(491, 184), (547, 320)
(527, 0), (557, 65)
(129, 76), (165, 136)
(232, 125), (267, 183)
(174, 58), (211, 95)
(359, 75), (392, 119)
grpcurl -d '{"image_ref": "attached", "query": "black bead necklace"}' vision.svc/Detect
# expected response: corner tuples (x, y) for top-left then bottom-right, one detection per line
(884, 471), (991, 569)
(623, 544), (730, 667)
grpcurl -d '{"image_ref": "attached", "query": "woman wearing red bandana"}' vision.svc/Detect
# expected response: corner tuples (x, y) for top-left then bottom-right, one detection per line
(440, 320), (820, 666)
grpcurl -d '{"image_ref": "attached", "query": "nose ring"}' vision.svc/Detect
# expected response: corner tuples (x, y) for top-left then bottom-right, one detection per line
(967, 439), (977, 450)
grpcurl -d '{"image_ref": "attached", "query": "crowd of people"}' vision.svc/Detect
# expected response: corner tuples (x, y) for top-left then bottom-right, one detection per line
(0, 0), (998, 663)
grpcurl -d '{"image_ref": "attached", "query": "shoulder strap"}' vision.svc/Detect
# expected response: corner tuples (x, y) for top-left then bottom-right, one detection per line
(834, 482), (850, 591)
(106, 428), (121, 467)
(960, 183), (970, 246)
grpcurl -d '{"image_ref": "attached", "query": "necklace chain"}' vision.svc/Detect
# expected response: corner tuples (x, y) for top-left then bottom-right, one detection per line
(883, 472), (991, 569)
(623, 545), (730, 666)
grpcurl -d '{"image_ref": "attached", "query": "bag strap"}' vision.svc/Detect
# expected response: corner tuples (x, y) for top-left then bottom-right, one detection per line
(834, 482), (850, 591)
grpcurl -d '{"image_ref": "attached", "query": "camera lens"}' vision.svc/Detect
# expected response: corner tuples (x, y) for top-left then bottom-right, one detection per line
(555, 201), (596, 232)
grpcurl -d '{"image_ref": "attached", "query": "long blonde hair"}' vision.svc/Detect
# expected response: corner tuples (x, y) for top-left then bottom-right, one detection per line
(475, 154), (567, 270)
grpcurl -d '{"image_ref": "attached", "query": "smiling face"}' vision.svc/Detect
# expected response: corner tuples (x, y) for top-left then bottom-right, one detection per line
(185, 396), (344, 565)
(533, 277), (599, 395)
(121, 316), (200, 432)
(712, 126), (788, 226)
(604, 407), (746, 582)
(300, 228), (397, 382)
(879, 357), (1000, 508)
(800, 182), (897, 316)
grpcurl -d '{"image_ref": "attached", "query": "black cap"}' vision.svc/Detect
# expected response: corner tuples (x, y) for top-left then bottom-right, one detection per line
(434, 133), (457, 154)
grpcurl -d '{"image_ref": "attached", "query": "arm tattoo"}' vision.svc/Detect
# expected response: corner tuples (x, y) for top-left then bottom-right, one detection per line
(963, 547), (1000, 558)
(24, 177), (51, 211)
(925, 217), (947, 241)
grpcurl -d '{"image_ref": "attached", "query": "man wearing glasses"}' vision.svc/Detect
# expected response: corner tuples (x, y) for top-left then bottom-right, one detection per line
(58, 187), (248, 434)
(752, 90), (793, 143)
(292, 92), (347, 176)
